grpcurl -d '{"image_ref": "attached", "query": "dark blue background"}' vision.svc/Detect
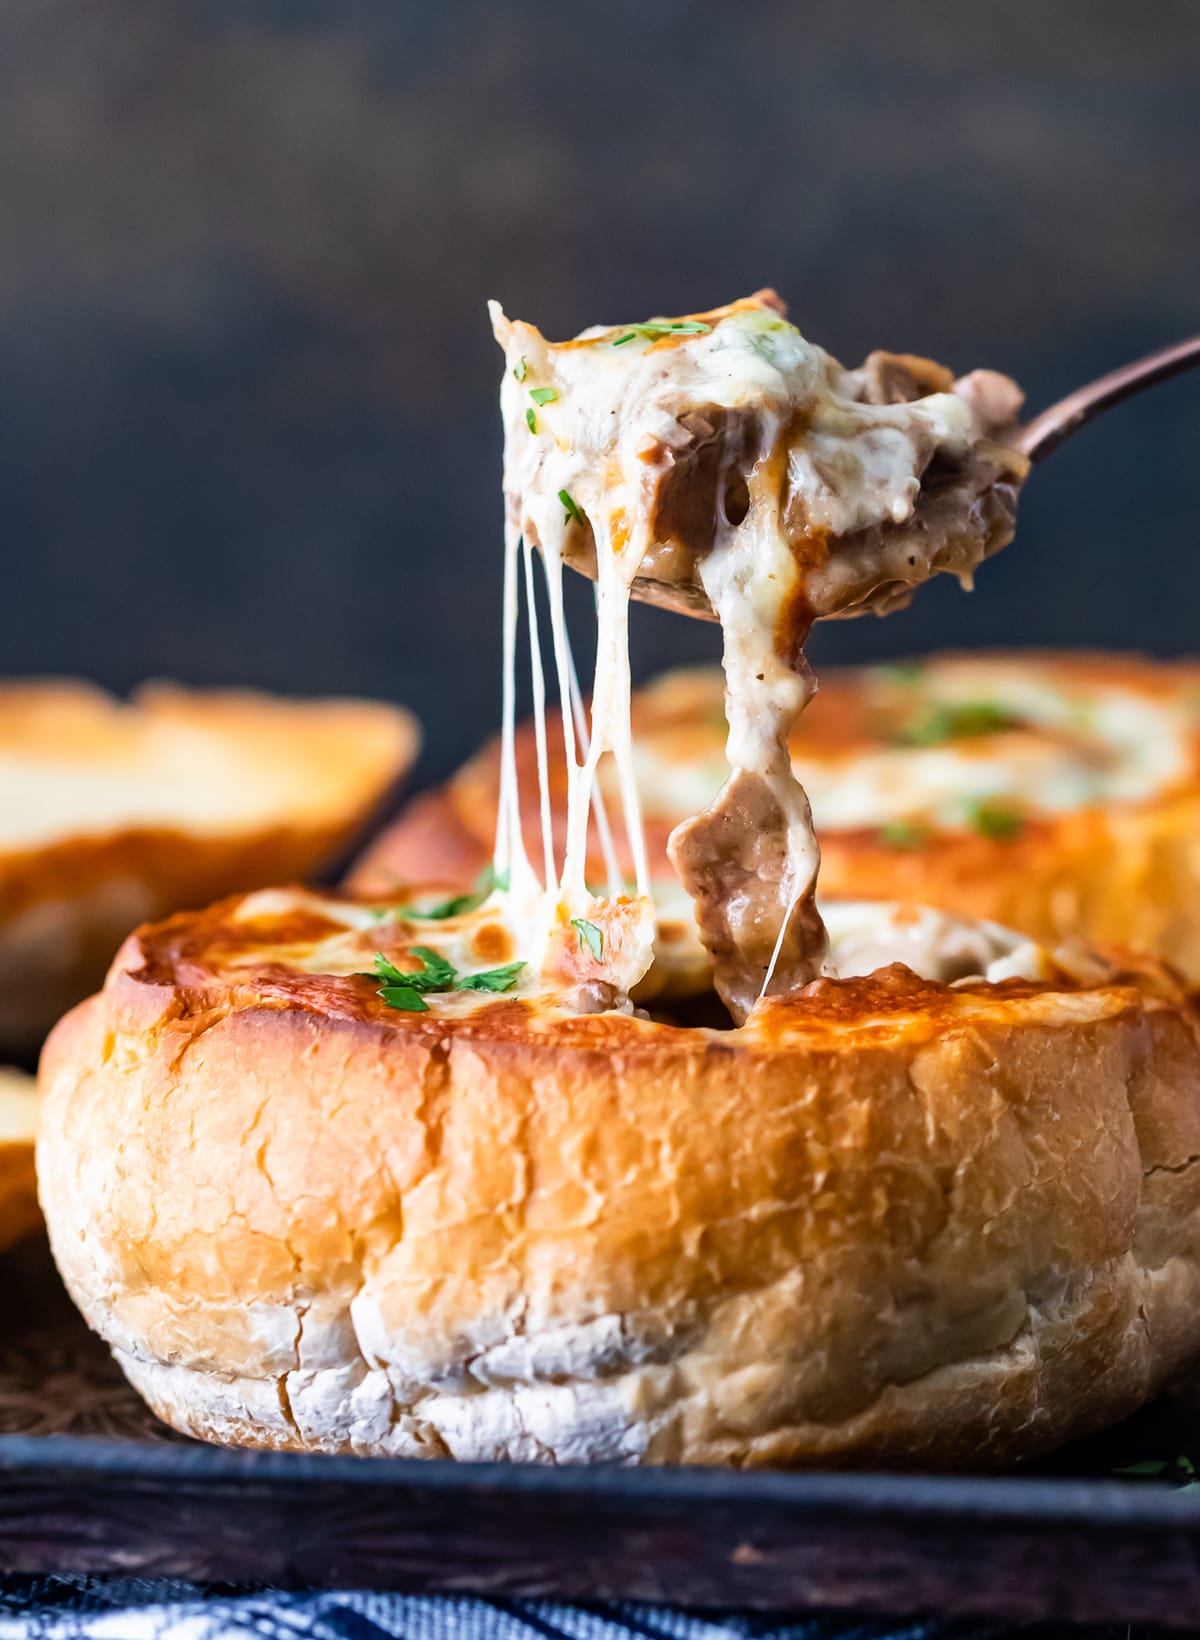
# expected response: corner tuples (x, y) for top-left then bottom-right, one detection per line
(2, 0), (1197, 783)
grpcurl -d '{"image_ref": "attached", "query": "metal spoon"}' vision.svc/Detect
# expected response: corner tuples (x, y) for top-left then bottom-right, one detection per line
(1014, 333), (1200, 461)
(563, 334), (1200, 620)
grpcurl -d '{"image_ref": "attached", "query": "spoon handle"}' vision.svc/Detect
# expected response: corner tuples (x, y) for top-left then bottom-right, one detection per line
(1016, 334), (1200, 463)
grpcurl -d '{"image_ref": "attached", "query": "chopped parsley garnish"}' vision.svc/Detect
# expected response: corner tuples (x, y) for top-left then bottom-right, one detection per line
(898, 701), (1012, 746)
(407, 945), (457, 988)
(373, 946), (456, 993)
(364, 939), (525, 1010)
(526, 407), (538, 434)
(367, 951), (442, 1012)
(457, 961), (526, 993)
(529, 386), (558, 406)
(368, 953), (414, 988)
(394, 865), (502, 922)
(878, 658), (925, 684)
(571, 917), (604, 960)
(612, 319), (713, 346)
(513, 356), (527, 383)
(966, 798), (1025, 841)
(378, 985), (429, 1012)
(397, 889), (477, 922)
(559, 489), (584, 526)
(1114, 1454), (1199, 1490)
(878, 819), (930, 851)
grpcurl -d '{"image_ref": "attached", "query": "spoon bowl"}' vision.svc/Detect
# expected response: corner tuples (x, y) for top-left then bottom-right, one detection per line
(567, 334), (1200, 622)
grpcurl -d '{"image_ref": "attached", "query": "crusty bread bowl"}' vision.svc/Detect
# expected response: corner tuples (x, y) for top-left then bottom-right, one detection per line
(37, 886), (1200, 1468)
(353, 652), (1200, 981)
(0, 680), (417, 1058)
(0, 1066), (38, 1255)
(34, 291), (1200, 1473)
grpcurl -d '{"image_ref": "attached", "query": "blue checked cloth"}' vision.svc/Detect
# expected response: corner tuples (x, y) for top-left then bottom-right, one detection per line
(0, 1582), (1169, 1640)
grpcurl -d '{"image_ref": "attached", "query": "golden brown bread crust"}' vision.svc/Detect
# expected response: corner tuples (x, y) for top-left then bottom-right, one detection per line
(351, 651), (1200, 980)
(0, 1067), (39, 1253)
(0, 681), (418, 1058)
(37, 887), (1200, 1467)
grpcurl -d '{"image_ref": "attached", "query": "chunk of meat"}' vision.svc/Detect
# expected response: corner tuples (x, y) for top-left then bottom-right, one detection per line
(859, 350), (955, 405)
(952, 368), (1026, 431)
(668, 769), (826, 1023)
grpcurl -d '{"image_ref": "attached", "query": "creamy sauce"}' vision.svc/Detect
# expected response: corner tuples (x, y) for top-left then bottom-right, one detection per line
(488, 292), (1027, 1018)
(822, 899), (1054, 985)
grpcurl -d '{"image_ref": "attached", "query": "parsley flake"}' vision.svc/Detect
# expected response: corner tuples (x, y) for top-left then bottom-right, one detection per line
(396, 891), (474, 922)
(878, 658), (925, 685)
(878, 819), (930, 851)
(366, 948), (454, 997)
(513, 356), (527, 383)
(529, 386), (558, 406)
(559, 489), (584, 526)
(365, 915), (527, 1010)
(571, 917), (604, 960)
(406, 946), (457, 990)
(369, 953), (412, 987)
(1114, 1454), (1199, 1490)
(899, 701), (1012, 747)
(379, 985), (429, 1012)
(526, 407), (538, 434)
(362, 865), (524, 1013)
(395, 865), (501, 922)
(965, 798), (1024, 841)
(612, 319), (713, 347)
(457, 961), (526, 994)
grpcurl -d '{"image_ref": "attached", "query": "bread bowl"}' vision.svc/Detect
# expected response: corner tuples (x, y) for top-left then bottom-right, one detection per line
(0, 680), (417, 1057)
(354, 652), (1200, 983)
(42, 291), (1200, 1470)
(0, 1066), (38, 1254)
(38, 886), (1200, 1466)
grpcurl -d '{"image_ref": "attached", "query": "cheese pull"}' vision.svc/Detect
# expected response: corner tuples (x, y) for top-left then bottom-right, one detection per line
(499, 289), (1027, 624)
(491, 291), (1028, 1019)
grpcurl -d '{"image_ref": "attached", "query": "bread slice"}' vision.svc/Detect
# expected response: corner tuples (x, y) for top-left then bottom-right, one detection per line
(0, 681), (418, 1057)
(0, 1066), (38, 1253)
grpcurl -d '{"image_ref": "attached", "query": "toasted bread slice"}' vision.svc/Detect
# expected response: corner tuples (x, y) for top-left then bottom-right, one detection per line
(0, 1066), (38, 1252)
(0, 681), (418, 1056)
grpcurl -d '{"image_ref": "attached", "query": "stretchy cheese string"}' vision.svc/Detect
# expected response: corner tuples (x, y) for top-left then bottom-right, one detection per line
(566, 667), (622, 896)
(495, 517), (534, 896)
(521, 533), (557, 889)
(530, 526), (629, 902)
(557, 508), (651, 904)
(538, 523), (624, 899)
(495, 509), (650, 965)
(537, 532), (577, 891)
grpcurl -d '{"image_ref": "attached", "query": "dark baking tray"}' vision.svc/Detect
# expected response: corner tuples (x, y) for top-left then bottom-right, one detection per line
(5, 1236), (1200, 1629)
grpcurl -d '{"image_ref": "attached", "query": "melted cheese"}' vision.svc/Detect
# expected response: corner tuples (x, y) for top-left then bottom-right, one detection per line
(625, 660), (1194, 833)
(487, 292), (1026, 1018)
(234, 886), (1076, 1011)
